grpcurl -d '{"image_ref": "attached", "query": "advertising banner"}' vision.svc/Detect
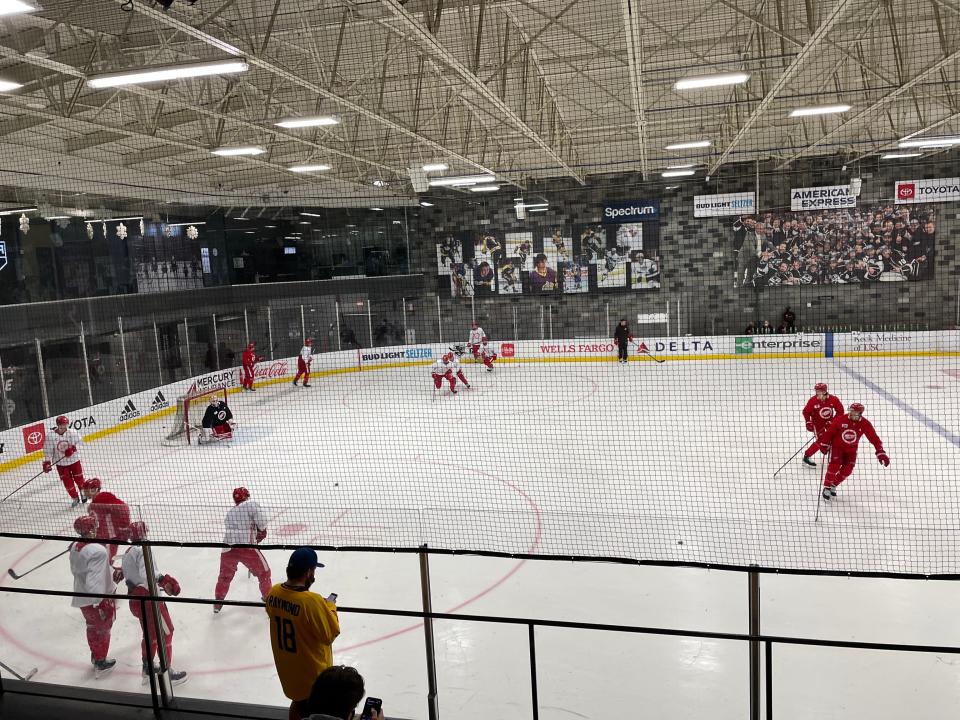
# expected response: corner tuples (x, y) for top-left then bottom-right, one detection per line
(694, 192), (756, 217)
(790, 185), (856, 211)
(602, 200), (660, 223)
(895, 178), (960, 204)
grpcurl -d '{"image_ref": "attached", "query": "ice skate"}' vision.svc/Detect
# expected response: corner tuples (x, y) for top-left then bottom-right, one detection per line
(71, 496), (81, 509)
(802, 455), (816, 467)
(93, 659), (116, 678)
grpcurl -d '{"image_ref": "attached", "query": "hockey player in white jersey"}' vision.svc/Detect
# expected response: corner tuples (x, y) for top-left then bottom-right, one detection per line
(213, 487), (272, 612)
(431, 352), (471, 394)
(69, 515), (117, 678)
(293, 338), (313, 387)
(43, 415), (86, 507)
(467, 321), (485, 358)
(121, 521), (188, 685)
(480, 337), (497, 372)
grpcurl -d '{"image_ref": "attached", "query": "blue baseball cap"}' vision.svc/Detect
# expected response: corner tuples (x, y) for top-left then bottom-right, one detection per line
(287, 547), (324, 573)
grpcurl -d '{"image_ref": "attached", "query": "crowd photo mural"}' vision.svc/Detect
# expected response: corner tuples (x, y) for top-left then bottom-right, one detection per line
(435, 203), (662, 297)
(732, 203), (937, 288)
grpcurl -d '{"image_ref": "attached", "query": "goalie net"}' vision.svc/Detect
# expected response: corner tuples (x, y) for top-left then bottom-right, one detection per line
(163, 387), (228, 445)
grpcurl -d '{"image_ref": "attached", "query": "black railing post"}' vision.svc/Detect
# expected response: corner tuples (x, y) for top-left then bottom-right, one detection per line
(137, 597), (161, 716)
(419, 545), (439, 720)
(141, 542), (171, 707)
(749, 570), (761, 720)
(528, 624), (539, 720)
(764, 640), (773, 720)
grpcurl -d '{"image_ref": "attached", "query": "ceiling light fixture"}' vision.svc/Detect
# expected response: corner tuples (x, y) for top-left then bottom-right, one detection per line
(0, 1), (36, 16)
(372, 180), (389, 187)
(470, 184), (500, 192)
(665, 140), (711, 150)
(419, 201), (434, 207)
(674, 72), (750, 90)
(789, 104), (851, 117)
(0, 206), (36, 215)
(881, 152), (922, 159)
(527, 207), (549, 212)
(521, 202), (549, 209)
(288, 164), (331, 173)
(897, 136), (960, 148)
(662, 169), (696, 177)
(88, 59), (248, 88)
(300, 212), (323, 217)
(45, 215), (72, 220)
(275, 116), (339, 128)
(0, 79), (23, 92)
(422, 163), (448, 173)
(665, 185), (680, 190)
(212, 146), (265, 156)
(428, 174), (496, 187)
(370, 207), (383, 211)
(667, 163), (695, 169)
(165, 221), (207, 228)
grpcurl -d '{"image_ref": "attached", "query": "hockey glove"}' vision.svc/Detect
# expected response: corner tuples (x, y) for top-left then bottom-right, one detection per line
(112, 567), (124, 584)
(805, 422), (814, 433)
(876, 451), (890, 467)
(255, 528), (267, 543)
(159, 574), (181, 596)
(42, 461), (52, 473)
(64, 445), (77, 458)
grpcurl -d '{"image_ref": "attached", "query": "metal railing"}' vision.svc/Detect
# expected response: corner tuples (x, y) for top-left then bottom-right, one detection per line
(2, 548), (960, 720)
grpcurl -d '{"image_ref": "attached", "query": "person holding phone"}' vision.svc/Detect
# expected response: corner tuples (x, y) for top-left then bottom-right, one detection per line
(265, 548), (341, 720)
(306, 665), (384, 720)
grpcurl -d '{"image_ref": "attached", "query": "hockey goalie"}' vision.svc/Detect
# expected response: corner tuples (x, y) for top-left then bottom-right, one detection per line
(200, 395), (235, 444)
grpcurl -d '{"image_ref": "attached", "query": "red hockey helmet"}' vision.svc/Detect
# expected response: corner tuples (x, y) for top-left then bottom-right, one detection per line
(247, 341), (256, 349)
(74, 515), (97, 536)
(814, 383), (828, 393)
(443, 352), (453, 362)
(55, 415), (69, 426)
(128, 521), (148, 541)
(849, 402), (865, 414)
(233, 487), (250, 504)
(304, 338), (313, 346)
(471, 321), (478, 328)
(84, 477), (102, 493)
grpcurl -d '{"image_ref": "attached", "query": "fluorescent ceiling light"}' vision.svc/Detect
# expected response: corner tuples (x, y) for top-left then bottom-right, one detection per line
(275, 116), (339, 129)
(0, 206), (36, 215)
(165, 221), (207, 228)
(470, 184), (500, 192)
(674, 72), (750, 90)
(665, 140), (711, 150)
(522, 203), (549, 209)
(370, 207), (383, 211)
(45, 215), (72, 220)
(789, 104), (851, 117)
(0, 79), (22, 92)
(299, 221), (312, 225)
(428, 174), (496, 187)
(300, 212), (323, 217)
(898, 136), (960, 148)
(662, 170), (696, 177)
(289, 164), (331, 173)
(527, 208), (549, 213)
(0, 1), (35, 16)
(419, 201), (434, 207)
(422, 163), (448, 173)
(212, 146), (265, 156)
(881, 152), (922, 159)
(265, 225), (277, 228)
(88, 59), (248, 88)
(665, 185), (680, 190)
(372, 180), (388, 187)
(667, 163), (695, 169)
(92, 215), (143, 222)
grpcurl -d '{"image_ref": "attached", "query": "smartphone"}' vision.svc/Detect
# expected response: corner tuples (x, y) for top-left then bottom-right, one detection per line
(360, 697), (382, 720)
(326, 593), (337, 603)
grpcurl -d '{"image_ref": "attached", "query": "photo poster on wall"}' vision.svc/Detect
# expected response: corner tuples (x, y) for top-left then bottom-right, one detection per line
(505, 232), (534, 270)
(734, 202), (937, 288)
(572, 220), (662, 291)
(436, 233), (463, 275)
(450, 262), (474, 297)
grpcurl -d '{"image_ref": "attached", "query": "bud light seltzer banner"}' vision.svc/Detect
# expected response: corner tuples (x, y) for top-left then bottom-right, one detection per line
(895, 177), (960, 204)
(694, 192), (756, 217)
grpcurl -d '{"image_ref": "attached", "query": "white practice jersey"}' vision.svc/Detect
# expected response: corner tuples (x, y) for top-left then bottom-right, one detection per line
(222, 499), (268, 550)
(45, 428), (82, 466)
(449, 356), (463, 373)
(70, 541), (113, 608)
(121, 545), (154, 589)
(300, 345), (313, 363)
(468, 327), (485, 346)
(481, 342), (496, 358)
(431, 358), (452, 375)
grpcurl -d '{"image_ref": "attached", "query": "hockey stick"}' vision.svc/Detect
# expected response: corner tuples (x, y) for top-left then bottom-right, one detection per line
(639, 348), (665, 364)
(772, 437), (813, 478)
(7, 547), (71, 580)
(0, 660), (38, 681)
(815, 448), (831, 523)
(0, 452), (64, 503)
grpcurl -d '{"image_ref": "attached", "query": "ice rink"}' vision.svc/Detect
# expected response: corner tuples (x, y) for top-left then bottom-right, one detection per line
(2, 355), (960, 719)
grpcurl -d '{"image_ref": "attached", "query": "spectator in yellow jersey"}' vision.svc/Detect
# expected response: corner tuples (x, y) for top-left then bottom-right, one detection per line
(265, 548), (340, 720)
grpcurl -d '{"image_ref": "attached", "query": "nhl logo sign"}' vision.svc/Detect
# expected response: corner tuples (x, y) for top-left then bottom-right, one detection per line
(0, 241), (7, 272)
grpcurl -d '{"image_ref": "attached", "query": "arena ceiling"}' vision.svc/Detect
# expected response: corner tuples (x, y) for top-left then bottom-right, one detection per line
(0, 0), (957, 212)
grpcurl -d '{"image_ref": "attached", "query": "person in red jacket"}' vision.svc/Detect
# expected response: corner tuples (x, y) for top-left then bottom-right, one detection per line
(83, 478), (131, 561)
(240, 342), (263, 392)
(801, 383), (845, 467)
(818, 402), (889, 500)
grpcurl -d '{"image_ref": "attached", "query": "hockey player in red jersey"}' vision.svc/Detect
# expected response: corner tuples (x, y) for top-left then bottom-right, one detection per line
(43, 415), (86, 507)
(201, 395), (235, 443)
(801, 383), (844, 467)
(213, 487), (272, 613)
(467, 321), (485, 358)
(122, 522), (188, 685)
(293, 338), (313, 387)
(818, 402), (889, 500)
(69, 515), (117, 678)
(241, 342), (263, 391)
(480, 336), (497, 372)
(83, 478), (131, 561)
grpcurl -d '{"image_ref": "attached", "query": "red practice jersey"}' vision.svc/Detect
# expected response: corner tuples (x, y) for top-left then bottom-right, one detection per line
(89, 491), (132, 542)
(242, 348), (256, 366)
(820, 413), (884, 456)
(802, 394), (844, 431)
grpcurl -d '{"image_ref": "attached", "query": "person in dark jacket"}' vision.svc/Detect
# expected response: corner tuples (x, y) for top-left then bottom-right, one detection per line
(782, 307), (796, 332)
(613, 319), (633, 364)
